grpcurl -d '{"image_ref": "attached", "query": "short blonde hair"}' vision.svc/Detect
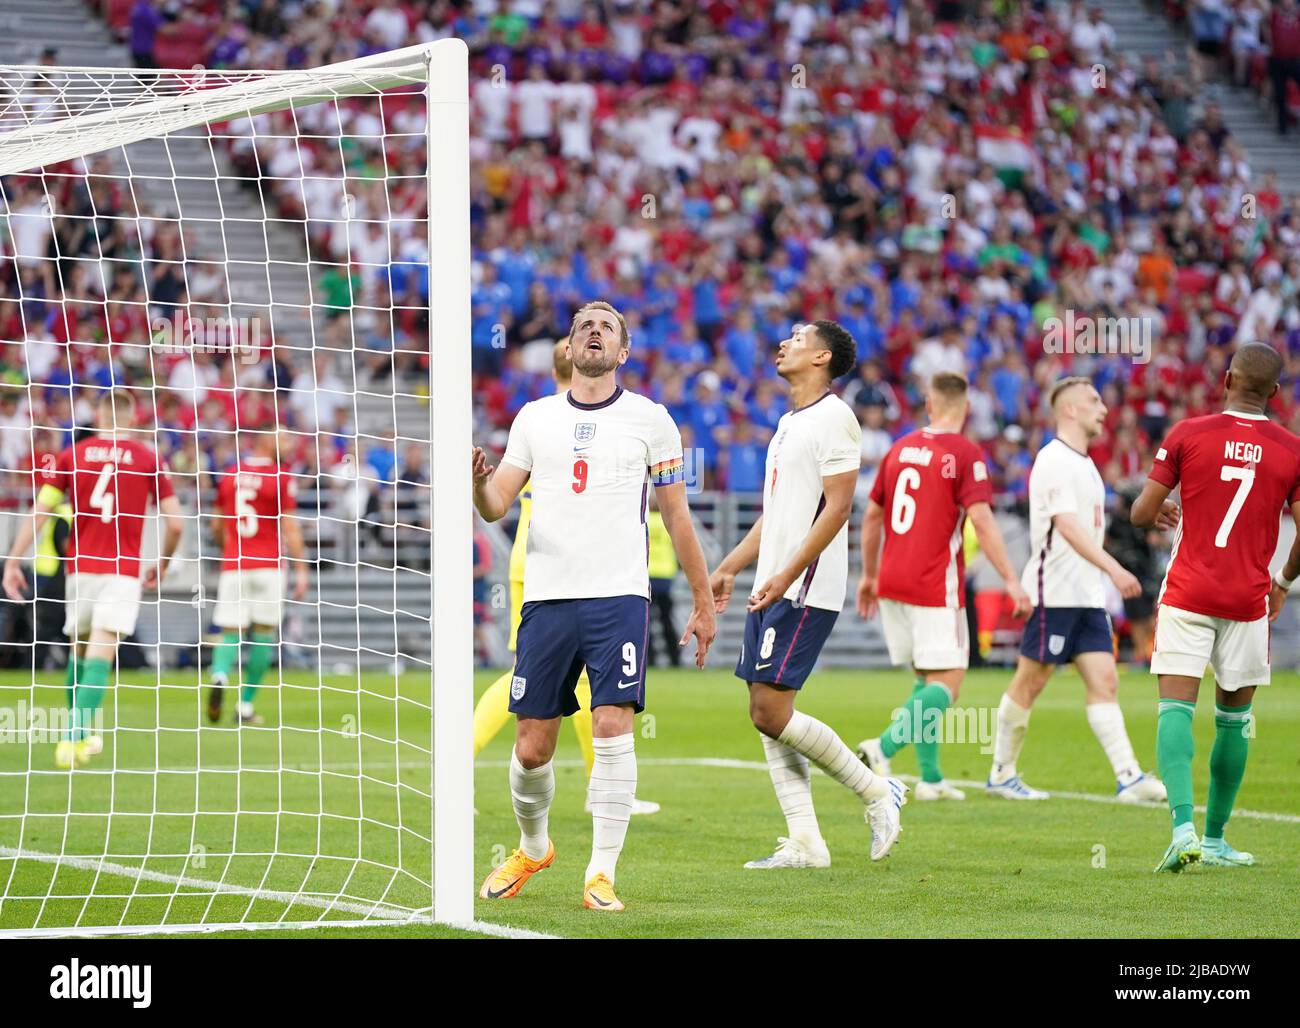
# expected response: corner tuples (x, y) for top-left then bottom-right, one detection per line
(553, 337), (573, 385)
(929, 371), (969, 405)
(1049, 376), (1094, 408)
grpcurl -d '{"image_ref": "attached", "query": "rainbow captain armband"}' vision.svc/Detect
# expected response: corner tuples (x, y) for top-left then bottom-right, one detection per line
(651, 455), (686, 486)
(36, 484), (65, 510)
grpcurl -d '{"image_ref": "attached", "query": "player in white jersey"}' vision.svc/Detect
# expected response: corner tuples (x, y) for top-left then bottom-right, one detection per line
(471, 301), (716, 912)
(987, 377), (1169, 802)
(710, 321), (908, 870)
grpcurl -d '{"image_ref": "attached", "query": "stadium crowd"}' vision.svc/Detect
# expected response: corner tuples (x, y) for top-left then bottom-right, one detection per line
(10, 0), (1300, 520)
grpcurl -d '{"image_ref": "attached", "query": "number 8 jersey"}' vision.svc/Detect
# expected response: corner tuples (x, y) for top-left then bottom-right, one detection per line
(870, 427), (992, 609)
(1149, 410), (1300, 622)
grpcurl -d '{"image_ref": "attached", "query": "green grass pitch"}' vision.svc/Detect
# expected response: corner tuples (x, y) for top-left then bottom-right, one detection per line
(0, 665), (1296, 938)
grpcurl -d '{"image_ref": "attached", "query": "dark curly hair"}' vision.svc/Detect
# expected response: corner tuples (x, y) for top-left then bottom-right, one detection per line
(811, 319), (857, 381)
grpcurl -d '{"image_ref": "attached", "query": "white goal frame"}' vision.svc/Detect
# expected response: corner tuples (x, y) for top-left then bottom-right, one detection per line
(0, 39), (473, 936)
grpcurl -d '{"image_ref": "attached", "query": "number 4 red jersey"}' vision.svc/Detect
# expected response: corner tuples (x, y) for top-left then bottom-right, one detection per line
(870, 428), (993, 608)
(214, 457), (297, 571)
(43, 436), (175, 577)
(1149, 411), (1300, 622)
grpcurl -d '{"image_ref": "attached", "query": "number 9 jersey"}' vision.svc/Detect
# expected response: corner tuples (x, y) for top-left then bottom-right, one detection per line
(870, 427), (992, 609)
(1149, 410), (1300, 622)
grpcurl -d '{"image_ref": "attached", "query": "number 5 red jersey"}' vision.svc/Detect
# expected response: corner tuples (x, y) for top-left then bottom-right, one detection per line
(1149, 411), (1300, 622)
(214, 457), (297, 571)
(870, 428), (992, 609)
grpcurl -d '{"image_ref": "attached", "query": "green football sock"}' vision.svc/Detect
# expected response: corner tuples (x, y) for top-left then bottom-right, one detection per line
(69, 657), (111, 743)
(1157, 699), (1197, 829)
(241, 631), (276, 703)
(913, 682), (952, 784)
(879, 677), (926, 758)
(1206, 702), (1252, 841)
(64, 656), (82, 709)
(211, 631), (240, 679)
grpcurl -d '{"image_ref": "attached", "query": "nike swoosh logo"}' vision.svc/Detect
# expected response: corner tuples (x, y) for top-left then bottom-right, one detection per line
(617, 680), (638, 690)
(587, 891), (614, 907)
(755, 662), (772, 670)
(486, 877), (521, 899)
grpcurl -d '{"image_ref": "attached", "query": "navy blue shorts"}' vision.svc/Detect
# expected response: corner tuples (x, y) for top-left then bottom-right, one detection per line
(510, 595), (650, 718)
(734, 598), (839, 690)
(1020, 606), (1114, 665)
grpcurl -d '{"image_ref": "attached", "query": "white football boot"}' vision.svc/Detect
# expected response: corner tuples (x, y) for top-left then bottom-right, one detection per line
(856, 737), (892, 776)
(866, 778), (909, 859)
(743, 836), (831, 869)
(914, 779), (966, 801)
(1116, 772), (1167, 804)
(986, 775), (1049, 800)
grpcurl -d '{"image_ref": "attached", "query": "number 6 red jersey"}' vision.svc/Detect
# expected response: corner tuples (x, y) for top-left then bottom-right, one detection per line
(1149, 411), (1300, 622)
(43, 435), (175, 577)
(870, 428), (992, 608)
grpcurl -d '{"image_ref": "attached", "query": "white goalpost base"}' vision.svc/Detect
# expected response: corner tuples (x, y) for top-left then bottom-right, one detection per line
(0, 40), (472, 936)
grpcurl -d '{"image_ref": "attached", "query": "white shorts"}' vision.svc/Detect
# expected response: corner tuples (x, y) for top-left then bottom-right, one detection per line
(1150, 604), (1270, 691)
(878, 598), (969, 671)
(213, 568), (284, 630)
(64, 573), (142, 638)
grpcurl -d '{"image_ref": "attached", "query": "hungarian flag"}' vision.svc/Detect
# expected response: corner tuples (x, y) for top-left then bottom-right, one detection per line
(975, 125), (1041, 186)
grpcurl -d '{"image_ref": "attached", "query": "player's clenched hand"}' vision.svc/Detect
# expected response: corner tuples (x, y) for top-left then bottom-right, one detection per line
(680, 603), (717, 668)
(293, 566), (309, 601)
(471, 446), (493, 484)
(1269, 581), (1289, 623)
(1110, 566), (1142, 599)
(856, 574), (878, 619)
(748, 572), (794, 612)
(1155, 500), (1181, 532)
(709, 568), (735, 613)
(141, 563), (162, 592)
(2, 560), (27, 602)
(1006, 579), (1032, 618)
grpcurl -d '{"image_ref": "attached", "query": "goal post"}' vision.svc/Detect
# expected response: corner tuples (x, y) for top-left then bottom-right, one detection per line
(0, 39), (473, 936)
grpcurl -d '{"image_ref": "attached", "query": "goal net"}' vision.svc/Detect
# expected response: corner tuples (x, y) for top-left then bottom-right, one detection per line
(0, 40), (472, 936)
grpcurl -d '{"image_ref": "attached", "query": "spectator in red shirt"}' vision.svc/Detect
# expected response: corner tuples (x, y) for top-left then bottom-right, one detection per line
(1267, 0), (1300, 133)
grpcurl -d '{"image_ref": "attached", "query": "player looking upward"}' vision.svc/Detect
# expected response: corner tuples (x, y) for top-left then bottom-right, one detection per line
(471, 301), (716, 912)
(987, 377), (1168, 803)
(3, 389), (184, 768)
(710, 321), (908, 870)
(857, 372), (1031, 800)
(207, 427), (309, 725)
(470, 338), (659, 815)
(1132, 342), (1300, 872)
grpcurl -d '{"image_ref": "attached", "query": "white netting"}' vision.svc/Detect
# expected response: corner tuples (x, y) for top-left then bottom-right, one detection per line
(0, 40), (471, 936)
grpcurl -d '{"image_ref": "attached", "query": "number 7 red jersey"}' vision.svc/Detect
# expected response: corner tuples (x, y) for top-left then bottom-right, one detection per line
(1149, 411), (1300, 622)
(870, 428), (992, 608)
(43, 436), (175, 577)
(214, 457), (297, 571)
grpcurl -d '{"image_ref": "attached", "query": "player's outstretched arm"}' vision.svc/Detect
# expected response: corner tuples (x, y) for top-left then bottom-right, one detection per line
(2, 487), (58, 601)
(710, 515), (763, 613)
(857, 499), (884, 619)
(750, 469), (855, 612)
(1129, 479), (1181, 531)
(1050, 510), (1141, 599)
(471, 446), (528, 523)
(655, 481), (717, 667)
(967, 501), (1031, 617)
(1269, 503), (1300, 622)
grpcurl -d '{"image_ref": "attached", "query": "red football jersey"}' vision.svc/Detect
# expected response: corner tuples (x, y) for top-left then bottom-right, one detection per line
(44, 436), (174, 577)
(870, 428), (993, 608)
(214, 457), (296, 571)
(1150, 411), (1300, 621)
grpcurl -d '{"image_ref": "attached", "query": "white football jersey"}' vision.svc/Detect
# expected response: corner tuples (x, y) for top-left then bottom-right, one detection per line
(500, 387), (684, 603)
(1020, 437), (1107, 608)
(754, 393), (862, 611)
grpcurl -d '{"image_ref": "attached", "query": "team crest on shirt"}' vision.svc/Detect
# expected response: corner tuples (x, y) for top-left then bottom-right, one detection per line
(574, 423), (597, 443)
(1048, 635), (1065, 656)
(511, 675), (527, 700)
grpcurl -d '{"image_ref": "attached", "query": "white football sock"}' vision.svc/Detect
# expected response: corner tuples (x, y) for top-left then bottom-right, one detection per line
(1086, 701), (1141, 785)
(509, 748), (554, 861)
(760, 732), (822, 848)
(586, 733), (636, 883)
(990, 693), (1031, 783)
(778, 710), (887, 802)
